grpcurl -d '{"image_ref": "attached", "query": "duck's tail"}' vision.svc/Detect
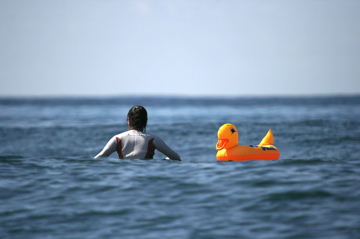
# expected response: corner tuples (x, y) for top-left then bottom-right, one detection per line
(259, 129), (274, 146)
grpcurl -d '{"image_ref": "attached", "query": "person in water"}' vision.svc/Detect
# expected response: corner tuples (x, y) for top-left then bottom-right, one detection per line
(94, 105), (182, 161)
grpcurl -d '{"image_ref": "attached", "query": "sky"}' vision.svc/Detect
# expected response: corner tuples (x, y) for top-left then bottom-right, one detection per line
(0, 0), (359, 97)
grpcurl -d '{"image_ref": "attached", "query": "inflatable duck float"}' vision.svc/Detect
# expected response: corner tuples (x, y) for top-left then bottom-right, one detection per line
(216, 123), (280, 161)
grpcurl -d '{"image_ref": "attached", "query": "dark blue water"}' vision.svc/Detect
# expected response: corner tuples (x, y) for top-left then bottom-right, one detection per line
(1, 96), (360, 239)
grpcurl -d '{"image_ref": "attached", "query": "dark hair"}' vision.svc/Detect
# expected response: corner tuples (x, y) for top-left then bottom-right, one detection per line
(127, 105), (148, 131)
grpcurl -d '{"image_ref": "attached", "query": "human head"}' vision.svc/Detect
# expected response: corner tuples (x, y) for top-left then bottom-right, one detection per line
(127, 105), (148, 131)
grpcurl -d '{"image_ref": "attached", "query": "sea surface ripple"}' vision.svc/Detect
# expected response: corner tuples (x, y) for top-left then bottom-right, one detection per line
(1, 96), (360, 238)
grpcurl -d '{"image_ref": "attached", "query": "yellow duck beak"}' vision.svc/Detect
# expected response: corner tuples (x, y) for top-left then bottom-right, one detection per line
(216, 139), (229, 150)
(216, 123), (239, 150)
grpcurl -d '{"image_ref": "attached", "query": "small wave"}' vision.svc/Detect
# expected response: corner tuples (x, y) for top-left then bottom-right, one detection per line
(279, 158), (325, 165)
(263, 190), (333, 202)
(73, 208), (135, 217)
(0, 155), (25, 160)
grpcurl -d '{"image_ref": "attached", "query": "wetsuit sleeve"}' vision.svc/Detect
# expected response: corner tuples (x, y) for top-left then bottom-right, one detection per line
(153, 137), (182, 161)
(94, 136), (117, 159)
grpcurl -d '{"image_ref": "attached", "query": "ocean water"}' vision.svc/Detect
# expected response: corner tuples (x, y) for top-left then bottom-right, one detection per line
(1, 96), (359, 239)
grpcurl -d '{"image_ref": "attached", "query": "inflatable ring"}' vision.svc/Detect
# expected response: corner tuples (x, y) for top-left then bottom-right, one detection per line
(216, 123), (280, 161)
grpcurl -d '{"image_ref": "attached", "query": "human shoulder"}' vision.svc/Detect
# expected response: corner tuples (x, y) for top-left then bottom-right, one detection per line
(144, 131), (161, 139)
(113, 130), (132, 138)
(113, 130), (158, 139)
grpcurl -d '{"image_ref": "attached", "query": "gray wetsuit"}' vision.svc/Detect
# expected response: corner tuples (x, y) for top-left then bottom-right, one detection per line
(95, 130), (181, 160)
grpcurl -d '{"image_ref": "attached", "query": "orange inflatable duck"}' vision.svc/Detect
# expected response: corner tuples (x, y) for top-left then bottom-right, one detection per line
(216, 123), (280, 161)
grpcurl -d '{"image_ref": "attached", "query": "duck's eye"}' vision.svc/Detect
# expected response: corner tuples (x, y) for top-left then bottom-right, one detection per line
(230, 128), (236, 134)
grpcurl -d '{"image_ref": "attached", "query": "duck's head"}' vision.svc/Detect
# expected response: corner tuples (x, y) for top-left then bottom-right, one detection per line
(216, 123), (239, 150)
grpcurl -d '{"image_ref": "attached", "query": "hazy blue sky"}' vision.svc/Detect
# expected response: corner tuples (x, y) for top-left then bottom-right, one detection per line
(1, 0), (359, 97)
